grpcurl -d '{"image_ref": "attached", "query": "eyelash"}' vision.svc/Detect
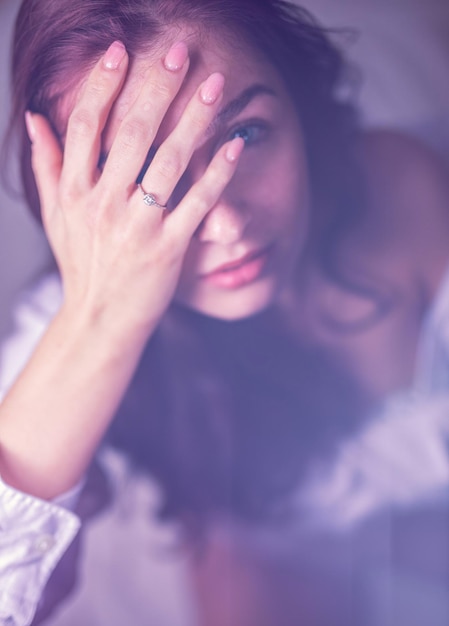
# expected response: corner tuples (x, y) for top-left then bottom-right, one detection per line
(226, 120), (268, 147)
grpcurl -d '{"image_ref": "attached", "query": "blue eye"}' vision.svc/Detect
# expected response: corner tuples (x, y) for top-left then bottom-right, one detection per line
(229, 123), (266, 146)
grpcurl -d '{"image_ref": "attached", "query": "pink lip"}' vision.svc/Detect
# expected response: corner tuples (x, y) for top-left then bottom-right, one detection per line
(201, 246), (272, 289)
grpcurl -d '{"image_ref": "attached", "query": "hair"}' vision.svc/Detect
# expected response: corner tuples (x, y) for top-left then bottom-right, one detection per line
(7, 0), (368, 526)
(111, 306), (367, 527)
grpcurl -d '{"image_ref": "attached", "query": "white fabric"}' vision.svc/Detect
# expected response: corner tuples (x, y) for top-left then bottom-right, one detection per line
(0, 480), (80, 626)
(415, 264), (449, 393)
(299, 392), (449, 529)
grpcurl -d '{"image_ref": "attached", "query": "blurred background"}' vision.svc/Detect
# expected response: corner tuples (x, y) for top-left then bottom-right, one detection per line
(0, 0), (449, 339)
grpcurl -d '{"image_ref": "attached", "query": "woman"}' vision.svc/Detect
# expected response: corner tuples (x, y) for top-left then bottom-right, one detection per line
(1, 0), (449, 624)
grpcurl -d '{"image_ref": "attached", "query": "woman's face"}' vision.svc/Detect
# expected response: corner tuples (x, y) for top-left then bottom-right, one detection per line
(64, 32), (310, 320)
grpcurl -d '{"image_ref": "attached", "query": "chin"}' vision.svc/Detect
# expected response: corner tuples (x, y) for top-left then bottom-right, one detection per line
(176, 279), (278, 322)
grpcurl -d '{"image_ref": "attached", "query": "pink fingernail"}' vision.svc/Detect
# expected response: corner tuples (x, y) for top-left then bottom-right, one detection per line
(103, 41), (126, 70)
(164, 42), (188, 72)
(25, 111), (36, 142)
(226, 137), (245, 162)
(200, 73), (225, 105)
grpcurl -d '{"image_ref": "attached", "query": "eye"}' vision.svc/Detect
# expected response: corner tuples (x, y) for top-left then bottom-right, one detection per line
(228, 121), (268, 147)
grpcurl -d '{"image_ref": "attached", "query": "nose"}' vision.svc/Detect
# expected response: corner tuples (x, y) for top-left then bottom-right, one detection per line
(194, 194), (249, 244)
(170, 150), (249, 245)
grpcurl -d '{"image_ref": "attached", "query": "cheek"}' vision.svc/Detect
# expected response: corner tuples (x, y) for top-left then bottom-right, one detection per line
(232, 135), (309, 234)
(179, 133), (310, 287)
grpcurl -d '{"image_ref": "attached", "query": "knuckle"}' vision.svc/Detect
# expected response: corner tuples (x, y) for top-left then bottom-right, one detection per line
(59, 184), (80, 206)
(188, 111), (209, 136)
(69, 107), (99, 138)
(85, 74), (109, 100)
(149, 79), (173, 102)
(119, 118), (150, 149)
(154, 149), (184, 182)
(205, 163), (228, 190)
(189, 192), (210, 215)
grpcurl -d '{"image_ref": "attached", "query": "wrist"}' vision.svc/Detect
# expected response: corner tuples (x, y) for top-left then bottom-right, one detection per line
(56, 298), (156, 360)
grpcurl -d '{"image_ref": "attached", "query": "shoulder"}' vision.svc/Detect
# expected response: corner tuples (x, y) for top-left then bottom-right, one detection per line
(357, 130), (449, 195)
(356, 130), (449, 294)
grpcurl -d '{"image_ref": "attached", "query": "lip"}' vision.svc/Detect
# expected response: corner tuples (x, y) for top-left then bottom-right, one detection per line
(200, 246), (272, 289)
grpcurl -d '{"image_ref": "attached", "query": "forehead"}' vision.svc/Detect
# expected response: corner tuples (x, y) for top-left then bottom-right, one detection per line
(102, 33), (289, 145)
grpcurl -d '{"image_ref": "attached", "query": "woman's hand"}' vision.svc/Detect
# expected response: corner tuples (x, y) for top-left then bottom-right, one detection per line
(26, 40), (243, 342)
(0, 42), (243, 499)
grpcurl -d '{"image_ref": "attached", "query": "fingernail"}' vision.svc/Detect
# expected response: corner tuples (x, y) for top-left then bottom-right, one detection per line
(103, 41), (126, 70)
(226, 137), (245, 162)
(25, 111), (36, 142)
(164, 41), (188, 72)
(200, 73), (225, 105)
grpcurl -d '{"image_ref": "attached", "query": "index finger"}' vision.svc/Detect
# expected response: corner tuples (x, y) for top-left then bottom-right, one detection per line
(61, 41), (129, 194)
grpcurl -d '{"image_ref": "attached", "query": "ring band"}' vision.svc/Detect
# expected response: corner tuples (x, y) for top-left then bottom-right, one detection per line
(138, 184), (167, 210)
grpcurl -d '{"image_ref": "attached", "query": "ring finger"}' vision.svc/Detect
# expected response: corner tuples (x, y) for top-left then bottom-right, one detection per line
(137, 72), (225, 209)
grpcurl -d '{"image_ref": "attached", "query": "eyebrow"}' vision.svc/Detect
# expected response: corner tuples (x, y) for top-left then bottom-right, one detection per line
(207, 84), (276, 136)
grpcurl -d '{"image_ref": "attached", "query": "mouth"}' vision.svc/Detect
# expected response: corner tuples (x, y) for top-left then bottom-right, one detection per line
(200, 246), (272, 289)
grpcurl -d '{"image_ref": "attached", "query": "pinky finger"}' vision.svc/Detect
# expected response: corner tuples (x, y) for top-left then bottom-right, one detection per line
(167, 137), (245, 242)
(25, 111), (62, 224)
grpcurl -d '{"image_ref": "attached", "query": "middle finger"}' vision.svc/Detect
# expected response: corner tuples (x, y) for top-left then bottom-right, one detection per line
(100, 41), (190, 197)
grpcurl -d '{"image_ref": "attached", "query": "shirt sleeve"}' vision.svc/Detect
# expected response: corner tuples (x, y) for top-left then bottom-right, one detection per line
(298, 391), (449, 530)
(0, 478), (81, 626)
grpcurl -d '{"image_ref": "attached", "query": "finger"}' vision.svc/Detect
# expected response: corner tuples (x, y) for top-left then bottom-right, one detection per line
(166, 137), (245, 243)
(61, 41), (129, 193)
(139, 73), (225, 206)
(25, 111), (62, 225)
(100, 41), (190, 196)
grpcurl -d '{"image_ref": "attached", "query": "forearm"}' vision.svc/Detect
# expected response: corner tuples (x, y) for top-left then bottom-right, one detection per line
(0, 304), (149, 500)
